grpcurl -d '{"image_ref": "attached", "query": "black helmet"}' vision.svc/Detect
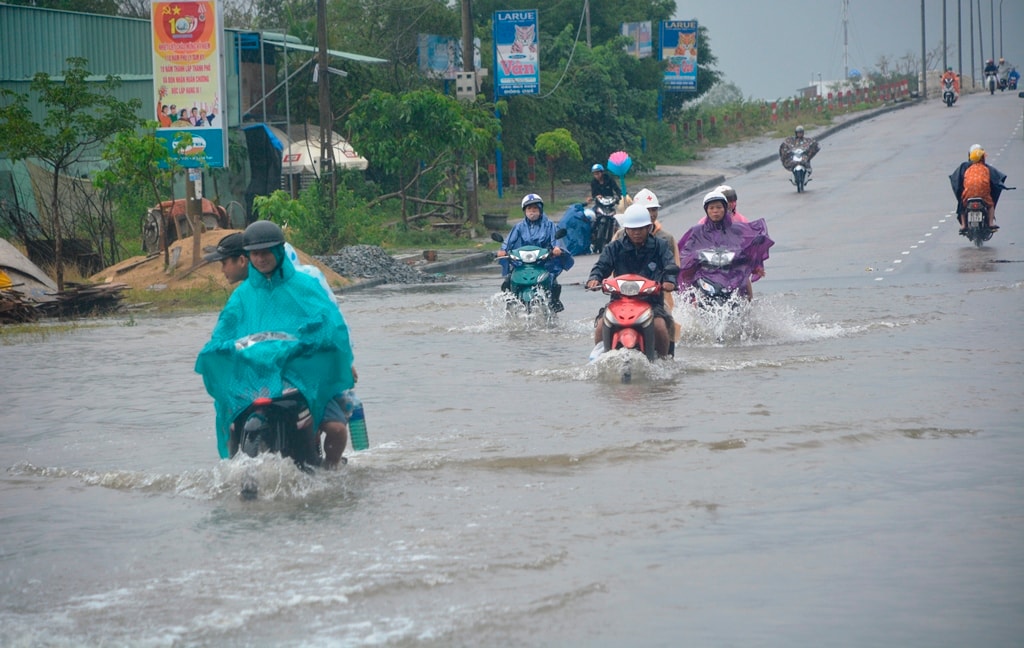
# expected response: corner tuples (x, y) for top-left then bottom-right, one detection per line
(204, 232), (246, 262)
(243, 220), (285, 251)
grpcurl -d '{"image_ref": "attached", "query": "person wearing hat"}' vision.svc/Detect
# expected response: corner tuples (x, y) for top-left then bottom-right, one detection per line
(614, 188), (680, 265)
(677, 191), (774, 302)
(196, 220), (355, 467)
(948, 144), (1007, 233)
(203, 232), (249, 284)
(699, 185), (748, 225)
(586, 202), (679, 358)
(589, 163), (622, 211)
(779, 125), (819, 175)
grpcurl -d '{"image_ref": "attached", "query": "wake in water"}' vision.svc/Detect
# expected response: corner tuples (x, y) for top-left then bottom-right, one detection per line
(673, 290), (846, 347)
(9, 455), (340, 502)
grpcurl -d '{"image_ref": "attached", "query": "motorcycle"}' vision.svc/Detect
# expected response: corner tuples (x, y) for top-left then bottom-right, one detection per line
(590, 195), (619, 253)
(986, 71), (998, 95)
(942, 77), (957, 107)
(599, 273), (663, 360)
(692, 248), (742, 307)
(961, 197), (993, 247)
(198, 330), (347, 498)
(491, 229), (568, 319)
(789, 148), (810, 193)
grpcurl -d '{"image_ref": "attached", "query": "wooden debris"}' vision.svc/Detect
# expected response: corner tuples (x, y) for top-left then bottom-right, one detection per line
(0, 288), (41, 324)
(35, 282), (130, 319)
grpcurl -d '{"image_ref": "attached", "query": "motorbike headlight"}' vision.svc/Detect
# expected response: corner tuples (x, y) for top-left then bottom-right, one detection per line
(519, 250), (540, 264)
(603, 308), (620, 326)
(616, 279), (642, 296)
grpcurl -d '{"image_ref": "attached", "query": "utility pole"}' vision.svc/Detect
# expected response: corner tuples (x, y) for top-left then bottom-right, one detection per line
(921, 0), (927, 98)
(842, 0), (849, 80)
(989, 0), (994, 61)
(969, 0), (975, 87)
(942, 0), (947, 72)
(958, 0), (963, 85)
(317, 0), (336, 210)
(461, 0), (479, 225)
(585, 0), (591, 48)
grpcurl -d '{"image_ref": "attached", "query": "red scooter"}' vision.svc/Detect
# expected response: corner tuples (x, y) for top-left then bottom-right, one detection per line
(598, 273), (663, 362)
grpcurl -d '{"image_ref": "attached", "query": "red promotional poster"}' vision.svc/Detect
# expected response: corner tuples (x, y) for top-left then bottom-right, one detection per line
(152, 0), (226, 167)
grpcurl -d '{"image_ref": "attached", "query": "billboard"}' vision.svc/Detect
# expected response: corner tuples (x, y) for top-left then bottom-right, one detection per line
(151, 0), (228, 167)
(493, 10), (539, 97)
(660, 20), (698, 92)
(621, 21), (652, 59)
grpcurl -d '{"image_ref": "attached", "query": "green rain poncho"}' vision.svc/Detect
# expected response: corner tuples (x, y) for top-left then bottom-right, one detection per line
(195, 247), (354, 458)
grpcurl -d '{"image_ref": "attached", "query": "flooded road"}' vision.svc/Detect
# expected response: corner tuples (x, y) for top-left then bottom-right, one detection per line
(3, 95), (1023, 646)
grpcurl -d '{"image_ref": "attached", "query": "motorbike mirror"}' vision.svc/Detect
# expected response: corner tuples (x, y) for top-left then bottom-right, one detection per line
(554, 228), (567, 239)
(1019, 92), (1024, 98)
(490, 232), (505, 243)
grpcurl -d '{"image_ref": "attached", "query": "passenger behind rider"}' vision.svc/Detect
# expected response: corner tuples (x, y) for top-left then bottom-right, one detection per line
(612, 188), (679, 264)
(779, 125), (820, 175)
(949, 144), (1007, 232)
(197, 220), (355, 467)
(203, 232), (249, 284)
(940, 67), (960, 96)
(497, 193), (570, 312)
(586, 202), (679, 358)
(590, 163), (622, 210)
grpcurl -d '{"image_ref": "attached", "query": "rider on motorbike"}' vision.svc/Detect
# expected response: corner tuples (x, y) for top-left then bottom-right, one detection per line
(984, 58), (999, 88)
(586, 202), (679, 358)
(779, 126), (820, 175)
(949, 144), (1007, 233)
(195, 220), (355, 466)
(590, 163), (622, 210)
(940, 67), (960, 97)
(677, 191), (773, 301)
(497, 193), (571, 312)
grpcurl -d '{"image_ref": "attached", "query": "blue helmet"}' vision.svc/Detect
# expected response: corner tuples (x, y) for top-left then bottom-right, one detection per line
(591, 163), (604, 173)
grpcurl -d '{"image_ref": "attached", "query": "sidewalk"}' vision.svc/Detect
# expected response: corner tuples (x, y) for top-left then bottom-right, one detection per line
(394, 99), (921, 278)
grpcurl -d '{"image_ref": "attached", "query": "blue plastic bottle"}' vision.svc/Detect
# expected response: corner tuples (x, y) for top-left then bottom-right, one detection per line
(348, 393), (369, 451)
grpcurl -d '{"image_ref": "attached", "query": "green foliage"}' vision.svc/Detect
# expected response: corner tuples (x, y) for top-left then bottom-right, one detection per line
(0, 56), (142, 289)
(534, 128), (581, 202)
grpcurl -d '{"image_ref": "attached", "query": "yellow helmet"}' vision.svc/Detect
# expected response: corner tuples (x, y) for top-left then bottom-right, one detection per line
(969, 144), (985, 163)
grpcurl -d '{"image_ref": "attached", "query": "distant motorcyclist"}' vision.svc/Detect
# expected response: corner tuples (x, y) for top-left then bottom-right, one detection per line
(940, 67), (960, 97)
(984, 58), (999, 88)
(497, 193), (571, 312)
(949, 144), (1007, 233)
(1008, 67), (1020, 90)
(589, 163), (622, 210)
(779, 126), (820, 175)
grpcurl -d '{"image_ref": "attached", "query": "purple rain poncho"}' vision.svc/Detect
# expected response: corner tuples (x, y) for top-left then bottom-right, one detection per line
(677, 216), (775, 294)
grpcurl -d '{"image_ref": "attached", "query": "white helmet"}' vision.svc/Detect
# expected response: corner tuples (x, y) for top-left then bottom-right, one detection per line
(632, 188), (660, 209)
(583, 207), (596, 220)
(702, 191), (728, 211)
(715, 184), (737, 202)
(616, 202), (653, 229)
(521, 193), (544, 211)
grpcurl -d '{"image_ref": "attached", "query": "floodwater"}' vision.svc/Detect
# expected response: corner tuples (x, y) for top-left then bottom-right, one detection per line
(3, 96), (1024, 646)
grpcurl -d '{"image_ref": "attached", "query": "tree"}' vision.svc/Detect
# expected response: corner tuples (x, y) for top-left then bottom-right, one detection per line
(94, 122), (185, 268)
(534, 128), (581, 204)
(0, 57), (141, 290)
(347, 89), (499, 224)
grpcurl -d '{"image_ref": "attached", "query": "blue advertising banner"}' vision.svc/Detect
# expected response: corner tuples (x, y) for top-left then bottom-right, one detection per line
(418, 34), (460, 80)
(621, 21), (652, 59)
(493, 10), (539, 97)
(659, 20), (698, 92)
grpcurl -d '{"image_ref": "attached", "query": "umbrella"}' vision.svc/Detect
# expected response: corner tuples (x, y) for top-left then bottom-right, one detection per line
(282, 134), (368, 174)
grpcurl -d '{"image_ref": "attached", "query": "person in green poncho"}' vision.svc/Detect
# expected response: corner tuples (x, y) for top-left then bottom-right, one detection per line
(195, 220), (354, 467)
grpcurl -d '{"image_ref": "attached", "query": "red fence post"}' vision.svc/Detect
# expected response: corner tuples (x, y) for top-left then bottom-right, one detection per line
(509, 159), (518, 189)
(527, 155), (536, 185)
(771, 102), (778, 123)
(488, 163), (496, 190)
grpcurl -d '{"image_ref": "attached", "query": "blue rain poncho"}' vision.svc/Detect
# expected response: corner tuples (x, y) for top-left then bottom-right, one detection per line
(195, 248), (354, 458)
(556, 203), (593, 256)
(499, 214), (575, 277)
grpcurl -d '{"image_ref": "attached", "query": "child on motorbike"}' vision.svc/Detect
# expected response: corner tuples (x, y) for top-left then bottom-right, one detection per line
(497, 193), (571, 312)
(586, 202), (679, 358)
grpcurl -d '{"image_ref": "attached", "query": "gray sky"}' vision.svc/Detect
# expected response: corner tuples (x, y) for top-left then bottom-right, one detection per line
(676, 0), (1023, 100)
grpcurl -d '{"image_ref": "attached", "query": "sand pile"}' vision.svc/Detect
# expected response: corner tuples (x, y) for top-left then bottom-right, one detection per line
(90, 229), (351, 293)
